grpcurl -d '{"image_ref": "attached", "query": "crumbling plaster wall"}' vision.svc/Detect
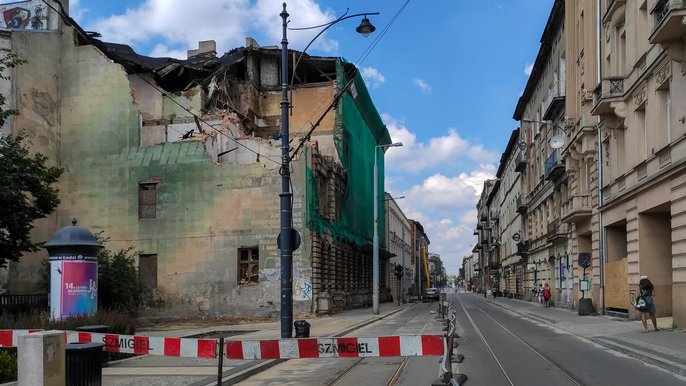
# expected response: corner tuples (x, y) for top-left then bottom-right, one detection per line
(7, 29), (63, 293)
(7, 25), (311, 317)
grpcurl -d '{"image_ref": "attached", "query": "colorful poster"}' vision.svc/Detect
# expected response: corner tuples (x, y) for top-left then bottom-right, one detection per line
(50, 260), (98, 320)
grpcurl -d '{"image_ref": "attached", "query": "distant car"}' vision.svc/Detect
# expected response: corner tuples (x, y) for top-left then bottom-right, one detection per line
(425, 287), (439, 301)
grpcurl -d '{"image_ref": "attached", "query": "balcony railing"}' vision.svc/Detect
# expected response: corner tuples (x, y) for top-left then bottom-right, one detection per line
(561, 194), (592, 223)
(592, 77), (625, 115)
(649, 0), (686, 45)
(544, 152), (565, 180)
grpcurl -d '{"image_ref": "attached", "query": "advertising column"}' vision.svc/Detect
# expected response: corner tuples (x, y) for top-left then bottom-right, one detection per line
(49, 254), (98, 320)
(44, 220), (102, 321)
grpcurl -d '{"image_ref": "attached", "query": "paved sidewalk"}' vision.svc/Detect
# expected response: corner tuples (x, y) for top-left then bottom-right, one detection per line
(483, 294), (686, 377)
(101, 301), (422, 386)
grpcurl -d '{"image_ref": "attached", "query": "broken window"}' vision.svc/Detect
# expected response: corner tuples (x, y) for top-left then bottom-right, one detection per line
(238, 247), (259, 284)
(138, 183), (158, 219)
(138, 254), (158, 289)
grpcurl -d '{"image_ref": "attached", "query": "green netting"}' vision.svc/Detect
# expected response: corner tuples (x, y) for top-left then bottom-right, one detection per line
(305, 59), (391, 247)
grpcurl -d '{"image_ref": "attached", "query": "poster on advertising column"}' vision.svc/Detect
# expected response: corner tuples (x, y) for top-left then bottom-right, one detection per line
(50, 260), (98, 320)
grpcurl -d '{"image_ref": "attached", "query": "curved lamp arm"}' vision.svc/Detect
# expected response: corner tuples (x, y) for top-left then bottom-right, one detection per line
(521, 118), (567, 135)
(287, 8), (379, 87)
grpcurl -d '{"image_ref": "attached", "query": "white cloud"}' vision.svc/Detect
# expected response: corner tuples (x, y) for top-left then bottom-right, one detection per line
(69, 0), (88, 21)
(382, 114), (500, 174)
(524, 63), (534, 76)
(413, 78), (431, 93)
(382, 113), (498, 275)
(360, 67), (385, 89)
(81, 0), (338, 58)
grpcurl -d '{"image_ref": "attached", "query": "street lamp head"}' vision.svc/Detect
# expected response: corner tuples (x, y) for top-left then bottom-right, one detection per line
(356, 16), (376, 37)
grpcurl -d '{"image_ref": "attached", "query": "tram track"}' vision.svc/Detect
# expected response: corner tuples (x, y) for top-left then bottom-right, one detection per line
(327, 302), (437, 386)
(456, 295), (585, 386)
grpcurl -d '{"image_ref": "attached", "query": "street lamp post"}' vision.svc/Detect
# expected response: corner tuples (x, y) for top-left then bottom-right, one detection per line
(373, 142), (402, 315)
(279, 2), (378, 338)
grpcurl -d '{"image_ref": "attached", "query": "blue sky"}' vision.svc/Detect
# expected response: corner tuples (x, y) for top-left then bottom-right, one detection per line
(67, 0), (555, 275)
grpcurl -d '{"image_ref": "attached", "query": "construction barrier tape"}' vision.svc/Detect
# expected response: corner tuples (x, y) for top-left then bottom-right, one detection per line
(0, 330), (444, 359)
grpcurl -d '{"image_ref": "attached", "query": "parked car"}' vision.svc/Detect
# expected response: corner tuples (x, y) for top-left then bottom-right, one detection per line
(424, 287), (439, 301)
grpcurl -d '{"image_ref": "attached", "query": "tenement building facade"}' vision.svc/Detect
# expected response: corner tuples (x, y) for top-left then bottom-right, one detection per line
(476, 0), (686, 328)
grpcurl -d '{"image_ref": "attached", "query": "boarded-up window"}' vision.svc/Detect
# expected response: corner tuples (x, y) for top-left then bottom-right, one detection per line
(238, 247), (259, 284)
(139, 254), (158, 289)
(139, 183), (157, 219)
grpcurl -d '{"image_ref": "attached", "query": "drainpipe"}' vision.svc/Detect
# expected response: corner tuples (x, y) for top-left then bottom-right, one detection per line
(595, 0), (606, 315)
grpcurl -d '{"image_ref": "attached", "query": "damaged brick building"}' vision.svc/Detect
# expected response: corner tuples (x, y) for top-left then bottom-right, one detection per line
(0, 1), (396, 318)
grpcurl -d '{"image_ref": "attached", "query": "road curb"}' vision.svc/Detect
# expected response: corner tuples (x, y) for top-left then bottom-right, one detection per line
(592, 337), (686, 377)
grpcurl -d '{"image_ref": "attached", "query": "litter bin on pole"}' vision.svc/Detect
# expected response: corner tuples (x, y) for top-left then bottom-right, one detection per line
(66, 342), (105, 386)
(294, 320), (310, 338)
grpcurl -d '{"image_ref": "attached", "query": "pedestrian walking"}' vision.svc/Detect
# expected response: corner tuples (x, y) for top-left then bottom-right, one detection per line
(639, 275), (659, 333)
(543, 283), (551, 307)
(537, 283), (544, 305)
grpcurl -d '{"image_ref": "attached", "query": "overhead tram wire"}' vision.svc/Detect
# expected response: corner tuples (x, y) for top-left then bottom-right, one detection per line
(42, 0), (281, 166)
(288, 0), (410, 145)
(287, 0), (411, 160)
(290, 0), (410, 163)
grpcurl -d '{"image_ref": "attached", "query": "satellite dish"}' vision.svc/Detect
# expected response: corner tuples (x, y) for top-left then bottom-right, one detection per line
(518, 141), (527, 150)
(549, 134), (566, 149)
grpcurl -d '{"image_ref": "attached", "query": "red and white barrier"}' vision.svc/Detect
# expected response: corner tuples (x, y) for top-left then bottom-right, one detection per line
(225, 335), (444, 359)
(67, 332), (217, 358)
(0, 330), (443, 360)
(0, 329), (43, 347)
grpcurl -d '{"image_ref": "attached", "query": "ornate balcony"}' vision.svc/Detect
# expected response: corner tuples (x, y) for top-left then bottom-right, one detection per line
(515, 152), (527, 172)
(561, 194), (593, 223)
(592, 77), (625, 116)
(649, 0), (686, 44)
(544, 152), (565, 180)
(516, 195), (527, 214)
(546, 220), (567, 241)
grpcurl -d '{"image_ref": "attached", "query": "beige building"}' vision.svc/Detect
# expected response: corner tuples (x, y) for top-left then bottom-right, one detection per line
(490, 129), (528, 298)
(591, 0), (686, 326)
(385, 193), (412, 302)
(513, 0), (571, 307)
(562, 0), (601, 313)
(475, 0), (686, 328)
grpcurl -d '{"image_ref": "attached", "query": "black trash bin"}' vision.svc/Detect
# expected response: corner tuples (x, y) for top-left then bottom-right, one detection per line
(294, 320), (310, 338)
(66, 342), (105, 386)
(76, 325), (110, 367)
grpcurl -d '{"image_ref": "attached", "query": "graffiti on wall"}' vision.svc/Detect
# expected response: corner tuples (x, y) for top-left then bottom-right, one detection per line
(294, 279), (311, 301)
(0, 3), (47, 30)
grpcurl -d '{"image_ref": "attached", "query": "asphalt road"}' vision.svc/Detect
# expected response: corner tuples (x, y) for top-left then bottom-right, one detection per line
(453, 292), (686, 386)
(235, 292), (686, 386)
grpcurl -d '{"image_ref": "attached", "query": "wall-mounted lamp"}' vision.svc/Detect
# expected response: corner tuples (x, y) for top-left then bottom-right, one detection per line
(521, 119), (567, 150)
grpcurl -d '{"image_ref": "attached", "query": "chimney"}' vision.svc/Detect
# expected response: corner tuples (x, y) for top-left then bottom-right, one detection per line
(187, 40), (216, 59)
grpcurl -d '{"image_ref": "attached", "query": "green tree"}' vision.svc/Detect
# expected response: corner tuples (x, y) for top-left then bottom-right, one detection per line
(0, 54), (63, 268)
(96, 235), (150, 312)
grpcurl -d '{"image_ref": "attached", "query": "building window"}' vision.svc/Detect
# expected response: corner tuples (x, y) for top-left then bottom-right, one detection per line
(139, 183), (157, 219)
(238, 247), (259, 284)
(139, 254), (158, 289)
